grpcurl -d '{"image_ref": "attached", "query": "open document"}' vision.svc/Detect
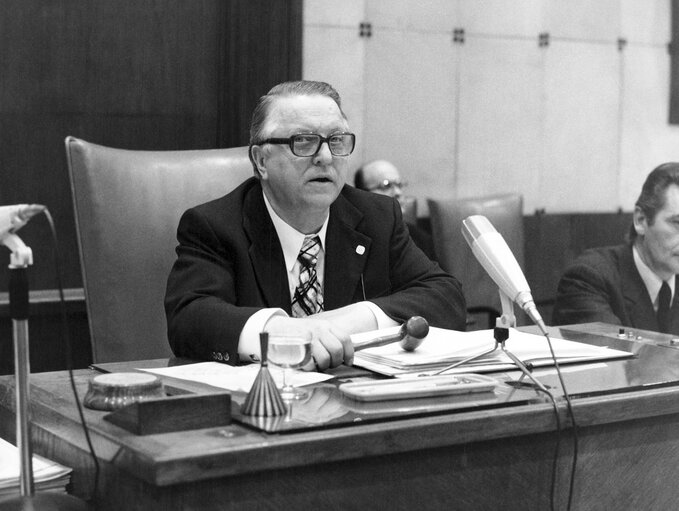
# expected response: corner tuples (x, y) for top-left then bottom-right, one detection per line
(0, 437), (73, 497)
(351, 327), (633, 377)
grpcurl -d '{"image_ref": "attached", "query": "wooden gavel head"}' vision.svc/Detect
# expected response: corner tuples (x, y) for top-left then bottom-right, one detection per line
(353, 316), (430, 352)
(399, 316), (429, 351)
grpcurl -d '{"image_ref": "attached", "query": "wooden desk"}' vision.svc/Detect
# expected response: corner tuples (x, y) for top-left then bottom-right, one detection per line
(2, 323), (679, 510)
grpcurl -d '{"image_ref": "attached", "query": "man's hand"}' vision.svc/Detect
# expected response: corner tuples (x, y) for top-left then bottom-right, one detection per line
(264, 316), (354, 371)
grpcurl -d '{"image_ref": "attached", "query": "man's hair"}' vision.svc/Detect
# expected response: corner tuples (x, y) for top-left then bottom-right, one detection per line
(629, 162), (679, 241)
(248, 80), (346, 175)
(354, 166), (367, 190)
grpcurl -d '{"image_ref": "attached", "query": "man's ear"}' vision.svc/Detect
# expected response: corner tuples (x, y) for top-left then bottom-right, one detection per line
(633, 206), (647, 237)
(250, 144), (269, 180)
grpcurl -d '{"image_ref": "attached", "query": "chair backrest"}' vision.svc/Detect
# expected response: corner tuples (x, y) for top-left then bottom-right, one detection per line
(65, 136), (253, 363)
(428, 194), (524, 325)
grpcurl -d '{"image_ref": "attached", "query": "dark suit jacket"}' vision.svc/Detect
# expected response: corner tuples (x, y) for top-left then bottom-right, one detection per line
(552, 244), (679, 334)
(406, 221), (436, 261)
(165, 178), (466, 363)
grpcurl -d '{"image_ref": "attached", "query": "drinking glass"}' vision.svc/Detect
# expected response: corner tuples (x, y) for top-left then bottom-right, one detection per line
(267, 333), (312, 400)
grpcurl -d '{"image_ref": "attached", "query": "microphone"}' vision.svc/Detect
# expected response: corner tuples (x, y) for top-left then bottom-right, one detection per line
(0, 204), (46, 242)
(354, 316), (429, 352)
(461, 215), (547, 334)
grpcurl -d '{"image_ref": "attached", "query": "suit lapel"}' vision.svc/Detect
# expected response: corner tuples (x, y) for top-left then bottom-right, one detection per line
(323, 194), (372, 309)
(620, 245), (658, 330)
(242, 184), (291, 313)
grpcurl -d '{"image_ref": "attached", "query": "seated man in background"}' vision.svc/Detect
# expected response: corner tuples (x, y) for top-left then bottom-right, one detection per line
(354, 160), (436, 260)
(165, 80), (466, 371)
(553, 163), (679, 334)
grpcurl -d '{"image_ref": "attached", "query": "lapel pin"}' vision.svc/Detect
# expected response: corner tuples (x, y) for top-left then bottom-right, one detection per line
(356, 245), (365, 255)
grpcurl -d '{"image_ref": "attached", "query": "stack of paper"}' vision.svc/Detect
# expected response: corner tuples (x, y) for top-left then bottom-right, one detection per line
(352, 327), (633, 377)
(0, 437), (73, 498)
(141, 361), (334, 392)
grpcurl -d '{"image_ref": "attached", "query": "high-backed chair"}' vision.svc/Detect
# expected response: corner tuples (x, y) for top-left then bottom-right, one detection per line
(65, 137), (253, 363)
(428, 194), (525, 329)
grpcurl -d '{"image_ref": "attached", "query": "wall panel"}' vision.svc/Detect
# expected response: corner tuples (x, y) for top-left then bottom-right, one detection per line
(459, 0), (544, 38)
(304, 19), (366, 167)
(540, 40), (621, 212)
(455, 37), (543, 213)
(363, 30), (459, 215)
(620, 45), (679, 208)
(543, 0), (621, 41)
(367, 0), (459, 32)
(621, 0), (670, 44)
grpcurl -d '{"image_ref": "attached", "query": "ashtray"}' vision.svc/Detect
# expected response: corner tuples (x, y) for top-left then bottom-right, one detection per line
(83, 372), (165, 411)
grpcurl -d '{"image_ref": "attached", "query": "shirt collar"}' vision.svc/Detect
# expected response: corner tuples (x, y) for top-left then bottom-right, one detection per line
(633, 244), (675, 305)
(262, 191), (328, 272)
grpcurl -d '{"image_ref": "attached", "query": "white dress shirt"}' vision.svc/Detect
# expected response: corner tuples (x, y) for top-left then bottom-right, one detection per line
(237, 192), (397, 362)
(633, 245), (675, 312)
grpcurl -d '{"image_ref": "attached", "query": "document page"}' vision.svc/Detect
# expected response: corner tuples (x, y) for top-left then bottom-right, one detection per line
(140, 362), (334, 392)
(0, 437), (72, 496)
(351, 327), (633, 377)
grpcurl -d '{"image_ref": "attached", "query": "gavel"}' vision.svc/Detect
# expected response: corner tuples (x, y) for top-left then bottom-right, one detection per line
(354, 316), (429, 352)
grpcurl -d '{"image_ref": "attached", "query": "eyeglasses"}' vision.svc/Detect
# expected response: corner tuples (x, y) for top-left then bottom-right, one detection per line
(366, 179), (407, 192)
(258, 133), (356, 157)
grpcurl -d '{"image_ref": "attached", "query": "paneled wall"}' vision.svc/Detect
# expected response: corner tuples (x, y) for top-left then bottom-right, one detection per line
(304, 0), (679, 216)
(0, 0), (302, 373)
(0, 0), (301, 292)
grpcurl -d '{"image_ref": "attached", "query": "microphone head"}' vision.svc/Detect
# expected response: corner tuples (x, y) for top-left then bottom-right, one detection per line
(462, 215), (530, 302)
(17, 204), (46, 222)
(0, 204), (45, 240)
(461, 215), (546, 331)
(461, 214), (495, 247)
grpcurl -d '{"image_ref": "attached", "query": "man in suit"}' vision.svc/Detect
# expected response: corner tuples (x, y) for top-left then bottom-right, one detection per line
(553, 162), (679, 334)
(354, 160), (436, 260)
(165, 80), (466, 371)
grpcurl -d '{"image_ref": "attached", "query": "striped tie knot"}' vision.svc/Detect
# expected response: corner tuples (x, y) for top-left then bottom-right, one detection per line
(298, 236), (320, 269)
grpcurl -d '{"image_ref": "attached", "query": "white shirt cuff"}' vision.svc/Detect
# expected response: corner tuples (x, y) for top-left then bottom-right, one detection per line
(360, 301), (399, 329)
(238, 308), (288, 363)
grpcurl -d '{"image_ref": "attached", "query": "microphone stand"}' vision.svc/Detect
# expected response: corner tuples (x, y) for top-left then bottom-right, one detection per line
(0, 234), (88, 510)
(429, 290), (550, 394)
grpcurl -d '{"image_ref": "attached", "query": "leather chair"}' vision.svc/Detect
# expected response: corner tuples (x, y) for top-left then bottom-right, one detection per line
(65, 137), (253, 363)
(428, 194), (525, 329)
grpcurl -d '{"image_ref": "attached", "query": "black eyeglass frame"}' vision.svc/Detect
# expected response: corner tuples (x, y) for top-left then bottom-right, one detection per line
(255, 132), (356, 157)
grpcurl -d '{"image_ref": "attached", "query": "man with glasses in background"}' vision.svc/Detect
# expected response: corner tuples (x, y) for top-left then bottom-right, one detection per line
(165, 80), (466, 371)
(355, 159), (436, 260)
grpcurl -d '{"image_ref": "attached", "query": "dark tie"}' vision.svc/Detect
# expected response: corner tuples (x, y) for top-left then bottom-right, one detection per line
(657, 280), (672, 334)
(291, 236), (324, 317)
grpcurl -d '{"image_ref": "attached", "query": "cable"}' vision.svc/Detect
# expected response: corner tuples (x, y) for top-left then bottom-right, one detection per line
(540, 384), (561, 511)
(543, 331), (579, 511)
(513, 369), (562, 511)
(42, 208), (100, 501)
(501, 326), (561, 511)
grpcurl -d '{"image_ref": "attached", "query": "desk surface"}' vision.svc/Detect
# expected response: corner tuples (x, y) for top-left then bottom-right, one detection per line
(3, 323), (679, 510)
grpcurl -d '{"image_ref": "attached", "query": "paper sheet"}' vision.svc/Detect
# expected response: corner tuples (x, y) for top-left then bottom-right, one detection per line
(351, 327), (633, 377)
(139, 362), (334, 393)
(0, 437), (72, 491)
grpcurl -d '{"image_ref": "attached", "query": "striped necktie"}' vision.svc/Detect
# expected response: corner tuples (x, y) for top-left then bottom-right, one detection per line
(291, 235), (324, 317)
(657, 280), (671, 334)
